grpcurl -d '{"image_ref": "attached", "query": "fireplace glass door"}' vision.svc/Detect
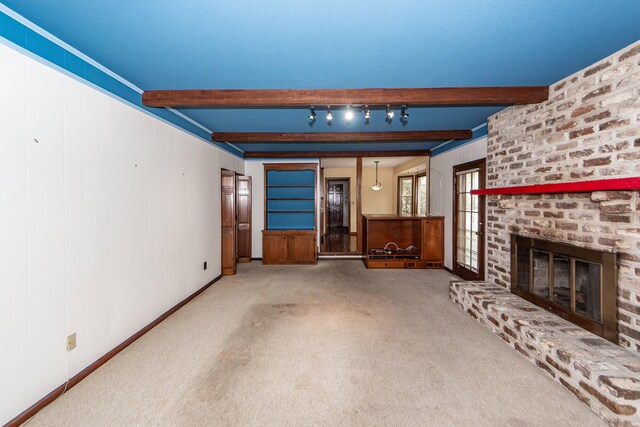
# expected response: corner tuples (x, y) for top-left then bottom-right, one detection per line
(511, 235), (617, 342)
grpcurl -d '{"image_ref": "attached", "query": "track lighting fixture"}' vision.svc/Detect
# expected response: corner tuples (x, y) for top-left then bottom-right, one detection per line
(304, 104), (408, 123)
(401, 105), (409, 120)
(345, 106), (354, 122)
(386, 105), (394, 119)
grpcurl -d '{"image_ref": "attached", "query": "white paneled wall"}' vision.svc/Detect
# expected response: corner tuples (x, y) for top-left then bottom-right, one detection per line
(429, 137), (487, 271)
(0, 42), (244, 425)
(0, 41), (29, 425)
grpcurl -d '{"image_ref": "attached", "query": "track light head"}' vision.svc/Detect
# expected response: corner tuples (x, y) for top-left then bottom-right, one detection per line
(308, 106), (316, 122)
(401, 105), (409, 120)
(326, 106), (333, 122)
(345, 106), (354, 122)
(386, 105), (394, 119)
(364, 105), (371, 121)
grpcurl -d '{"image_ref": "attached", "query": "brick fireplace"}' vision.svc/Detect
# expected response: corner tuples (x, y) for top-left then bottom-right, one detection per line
(485, 40), (640, 352)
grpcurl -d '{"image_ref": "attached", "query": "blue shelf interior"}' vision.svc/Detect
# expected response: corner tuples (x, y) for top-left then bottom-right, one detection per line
(266, 169), (315, 230)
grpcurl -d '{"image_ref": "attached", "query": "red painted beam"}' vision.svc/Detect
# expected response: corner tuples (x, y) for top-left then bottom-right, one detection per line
(472, 177), (640, 195)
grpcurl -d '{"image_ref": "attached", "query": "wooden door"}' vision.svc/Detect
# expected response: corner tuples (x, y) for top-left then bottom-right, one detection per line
(327, 183), (343, 229)
(236, 175), (252, 263)
(221, 169), (236, 275)
(453, 159), (486, 280)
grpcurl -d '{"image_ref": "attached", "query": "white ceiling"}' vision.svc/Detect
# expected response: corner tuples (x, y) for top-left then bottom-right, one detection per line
(321, 157), (418, 169)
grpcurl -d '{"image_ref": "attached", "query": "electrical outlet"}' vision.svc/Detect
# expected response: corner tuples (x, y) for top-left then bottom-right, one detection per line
(203, 261), (208, 270)
(66, 333), (77, 351)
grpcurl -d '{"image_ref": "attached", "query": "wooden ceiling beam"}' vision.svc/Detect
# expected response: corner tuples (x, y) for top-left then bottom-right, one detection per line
(142, 86), (549, 107)
(212, 130), (471, 143)
(243, 150), (431, 159)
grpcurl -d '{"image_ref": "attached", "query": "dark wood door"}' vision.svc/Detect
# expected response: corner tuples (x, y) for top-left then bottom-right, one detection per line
(236, 175), (252, 263)
(327, 183), (344, 229)
(453, 159), (486, 280)
(221, 169), (236, 275)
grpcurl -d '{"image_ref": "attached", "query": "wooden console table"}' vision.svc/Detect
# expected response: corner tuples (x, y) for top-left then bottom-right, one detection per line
(362, 214), (444, 269)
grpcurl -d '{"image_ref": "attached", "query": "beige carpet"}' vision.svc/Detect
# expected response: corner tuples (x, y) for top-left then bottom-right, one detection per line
(26, 261), (603, 426)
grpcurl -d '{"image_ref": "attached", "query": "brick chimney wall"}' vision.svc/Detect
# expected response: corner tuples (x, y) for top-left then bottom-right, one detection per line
(486, 41), (640, 351)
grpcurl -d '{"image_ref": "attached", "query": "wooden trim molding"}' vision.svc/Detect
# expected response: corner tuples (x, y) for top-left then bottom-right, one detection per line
(263, 163), (318, 171)
(142, 87), (549, 107)
(212, 130), (471, 143)
(472, 177), (640, 195)
(5, 275), (223, 427)
(244, 150), (431, 159)
(356, 157), (363, 253)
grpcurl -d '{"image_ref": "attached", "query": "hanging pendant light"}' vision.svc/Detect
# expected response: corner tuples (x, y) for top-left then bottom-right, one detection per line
(371, 160), (383, 191)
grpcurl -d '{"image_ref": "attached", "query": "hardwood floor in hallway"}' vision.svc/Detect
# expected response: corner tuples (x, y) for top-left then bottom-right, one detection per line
(320, 227), (357, 253)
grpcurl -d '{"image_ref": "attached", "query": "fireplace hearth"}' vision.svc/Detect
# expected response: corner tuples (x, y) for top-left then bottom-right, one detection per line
(510, 234), (617, 342)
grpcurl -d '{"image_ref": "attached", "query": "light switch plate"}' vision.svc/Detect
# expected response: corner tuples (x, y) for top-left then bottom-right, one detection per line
(66, 333), (77, 351)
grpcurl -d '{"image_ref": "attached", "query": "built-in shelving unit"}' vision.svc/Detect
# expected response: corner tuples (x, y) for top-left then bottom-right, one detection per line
(265, 165), (316, 230)
(263, 163), (317, 264)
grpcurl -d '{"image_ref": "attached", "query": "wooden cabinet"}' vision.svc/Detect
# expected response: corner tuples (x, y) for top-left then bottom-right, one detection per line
(362, 214), (444, 269)
(422, 218), (444, 266)
(262, 230), (317, 264)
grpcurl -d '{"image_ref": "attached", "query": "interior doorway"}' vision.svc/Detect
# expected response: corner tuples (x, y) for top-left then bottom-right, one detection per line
(452, 159), (486, 280)
(221, 170), (253, 275)
(318, 156), (430, 256)
(322, 178), (353, 253)
(327, 179), (349, 232)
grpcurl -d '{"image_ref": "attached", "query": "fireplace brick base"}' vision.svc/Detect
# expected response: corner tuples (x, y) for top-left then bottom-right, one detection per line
(450, 280), (640, 426)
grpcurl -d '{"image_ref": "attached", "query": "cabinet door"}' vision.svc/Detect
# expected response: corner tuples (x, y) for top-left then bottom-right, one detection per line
(422, 219), (444, 263)
(263, 233), (289, 264)
(288, 233), (316, 264)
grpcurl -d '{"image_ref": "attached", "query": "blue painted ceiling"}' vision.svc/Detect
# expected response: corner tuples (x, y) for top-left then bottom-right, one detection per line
(3, 1), (640, 154)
